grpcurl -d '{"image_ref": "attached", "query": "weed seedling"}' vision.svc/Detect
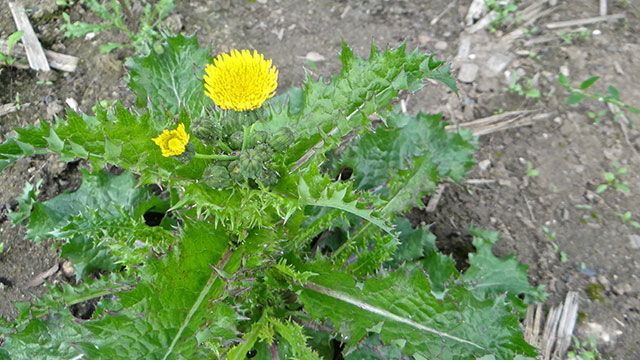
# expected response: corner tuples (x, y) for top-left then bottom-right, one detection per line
(507, 76), (540, 99)
(588, 109), (608, 125)
(0, 30), (25, 66)
(615, 211), (640, 229)
(486, 0), (521, 31)
(526, 161), (539, 177)
(61, 0), (176, 54)
(541, 225), (556, 240)
(568, 336), (601, 360)
(596, 162), (630, 193)
(559, 73), (640, 122)
(559, 29), (590, 44)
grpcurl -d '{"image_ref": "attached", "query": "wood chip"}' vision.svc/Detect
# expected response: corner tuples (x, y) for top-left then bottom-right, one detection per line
(600, 0), (608, 16)
(27, 263), (59, 288)
(545, 13), (625, 29)
(465, 0), (487, 26)
(425, 185), (446, 212)
(445, 110), (556, 137)
(0, 102), (31, 116)
(524, 291), (580, 359)
(0, 103), (18, 117)
(8, 1), (50, 71)
(0, 39), (79, 72)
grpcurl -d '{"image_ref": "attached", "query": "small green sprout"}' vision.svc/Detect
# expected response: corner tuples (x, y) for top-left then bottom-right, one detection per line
(526, 161), (539, 177)
(588, 109), (607, 125)
(0, 30), (25, 66)
(541, 225), (556, 240)
(559, 29), (590, 45)
(559, 74), (640, 122)
(615, 211), (640, 229)
(560, 251), (568, 263)
(596, 162), (630, 193)
(507, 76), (540, 99)
(568, 336), (601, 360)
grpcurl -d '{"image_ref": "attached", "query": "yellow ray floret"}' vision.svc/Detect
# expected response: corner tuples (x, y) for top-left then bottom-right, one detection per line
(152, 123), (190, 157)
(203, 49), (278, 111)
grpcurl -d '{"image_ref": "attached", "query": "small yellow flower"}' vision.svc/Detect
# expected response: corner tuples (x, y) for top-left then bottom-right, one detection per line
(152, 123), (190, 157)
(203, 49), (278, 111)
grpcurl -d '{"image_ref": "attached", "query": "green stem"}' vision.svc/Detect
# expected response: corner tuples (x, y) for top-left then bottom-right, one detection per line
(67, 285), (131, 306)
(217, 141), (234, 153)
(194, 153), (238, 161)
(241, 125), (252, 152)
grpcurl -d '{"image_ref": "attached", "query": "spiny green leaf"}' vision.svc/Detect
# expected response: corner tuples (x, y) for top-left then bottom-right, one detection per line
(463, 227), (547, 306)
(294, 262), (537, 359)
(298, 166), (394, 237)
(22, 169), (149, 241)
(128, 34), (211, 117)
(78, 221), (239, 358)
(385, 218), (436, 268)
(422, 56), (457, 94)
(0, 105), (209, 184)
(261, 42), (454, 172)
(268, 317), (320, 360)
(339, 111), (475, 192)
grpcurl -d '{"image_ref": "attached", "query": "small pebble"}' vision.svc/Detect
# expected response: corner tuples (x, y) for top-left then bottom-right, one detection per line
(598, 275), (611, 291)
(62, 260), (75, 278)
(629, 235), (640, 249)
(434, 41), (447, 50)
(478, 159), (491, 171)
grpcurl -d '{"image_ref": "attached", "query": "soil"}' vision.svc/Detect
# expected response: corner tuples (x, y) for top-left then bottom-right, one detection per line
(1, 0), (639, 358)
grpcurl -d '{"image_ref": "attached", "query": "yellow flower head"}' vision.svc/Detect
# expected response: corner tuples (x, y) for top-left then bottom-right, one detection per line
(203, 49), (278, 111)
(152, 123), (190, 157)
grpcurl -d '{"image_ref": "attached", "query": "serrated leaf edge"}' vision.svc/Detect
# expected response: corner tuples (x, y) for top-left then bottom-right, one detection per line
(303, 281), (486, 351)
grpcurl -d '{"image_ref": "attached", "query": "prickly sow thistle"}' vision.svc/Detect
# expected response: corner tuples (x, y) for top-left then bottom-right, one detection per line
(152, 123), (190, 157)
(203, 49), (278, 111)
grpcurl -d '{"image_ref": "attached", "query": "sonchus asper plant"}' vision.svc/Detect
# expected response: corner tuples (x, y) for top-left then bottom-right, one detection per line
(0, 34), (545, 359)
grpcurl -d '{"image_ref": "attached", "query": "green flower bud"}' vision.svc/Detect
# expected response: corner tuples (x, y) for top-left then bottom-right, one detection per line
(220, 110), (262, 136)
(256, 168), (279, 187)
(175, 142), (195, 163)
(248, 130), (268, 147)
(190, 117), (218, 144)
(227, 160), (244, 182)
(252, 144), (272, 162)
(229, 131), (244, 150)
(238, 148), (264, 178)
(268, 127), (294, 152)
(202, 165), (232, 188)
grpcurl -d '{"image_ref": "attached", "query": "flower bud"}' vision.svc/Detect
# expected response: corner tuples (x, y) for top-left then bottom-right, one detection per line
(238, 148), (264, 178)
(190, 117), (218, 144)
(248, 130), (268, 147)
(256, 168), (279, 187)
(202, 165), (232, 188)
(268, 127), (294, 152)
(229, 131), (244, 150)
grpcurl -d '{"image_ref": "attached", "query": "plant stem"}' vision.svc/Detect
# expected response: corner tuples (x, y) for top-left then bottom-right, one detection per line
(217, 141), (234, 153)
(163, 247), (236, 360)
(117, 0), (139, 33)
(194, 153), (239, 161)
